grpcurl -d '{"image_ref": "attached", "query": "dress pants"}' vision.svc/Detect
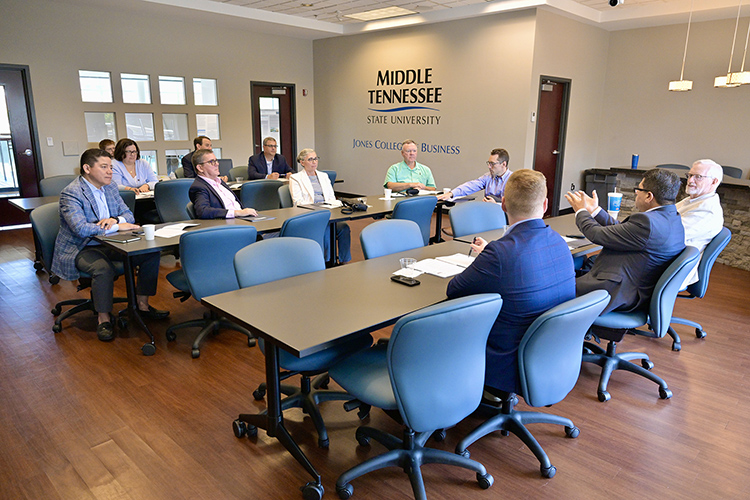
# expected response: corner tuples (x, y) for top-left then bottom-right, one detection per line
(324, 222), (351, 263)
(74, 245), (160, 314)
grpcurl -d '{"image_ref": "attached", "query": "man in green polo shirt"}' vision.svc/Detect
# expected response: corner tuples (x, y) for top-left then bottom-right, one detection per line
(383, 140), (437, 192)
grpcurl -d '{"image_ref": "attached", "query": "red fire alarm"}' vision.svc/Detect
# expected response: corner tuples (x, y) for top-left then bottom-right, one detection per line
(302, 89), (308, 96)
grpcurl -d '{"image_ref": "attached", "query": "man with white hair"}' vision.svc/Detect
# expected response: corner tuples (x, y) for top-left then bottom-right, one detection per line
(676, 159), (725, 286)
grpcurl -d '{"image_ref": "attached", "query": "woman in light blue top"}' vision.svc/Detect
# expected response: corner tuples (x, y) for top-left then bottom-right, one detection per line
(112, 138), (158, 193)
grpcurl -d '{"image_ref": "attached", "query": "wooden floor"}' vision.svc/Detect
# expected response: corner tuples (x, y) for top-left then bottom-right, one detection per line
(1, 221), (749, 500)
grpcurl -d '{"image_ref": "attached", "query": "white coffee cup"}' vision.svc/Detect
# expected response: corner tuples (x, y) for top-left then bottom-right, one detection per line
(143, 224), (155, 241)
(607, 210), (619, 220)
(384, 188), (392, 200)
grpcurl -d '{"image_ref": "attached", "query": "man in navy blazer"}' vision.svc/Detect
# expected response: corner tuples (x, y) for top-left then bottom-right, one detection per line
(182, 136), (212, 178)
(51, 149), (167, 342)
(247, 137), (293, 180)
(566, 168), (685, 315)
(447, 169), (576, 395)
(189, 149), (258, 219)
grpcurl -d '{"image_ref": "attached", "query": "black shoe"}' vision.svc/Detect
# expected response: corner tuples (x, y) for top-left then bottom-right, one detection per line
(138, 305), (170, 320)
(97, 321), (115, 342)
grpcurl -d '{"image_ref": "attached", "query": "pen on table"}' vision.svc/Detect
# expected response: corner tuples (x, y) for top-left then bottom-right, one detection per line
(468, 237), (477, 257)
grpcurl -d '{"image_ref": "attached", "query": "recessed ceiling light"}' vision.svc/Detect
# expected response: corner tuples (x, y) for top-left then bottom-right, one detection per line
(345, 6), (416, 22)
(301, 3), (314, 7)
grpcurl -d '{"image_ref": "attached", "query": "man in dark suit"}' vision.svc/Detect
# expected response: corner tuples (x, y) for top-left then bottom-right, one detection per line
(189, 149), (258, 219)
(182, 136), (212, 178)
(247, 137), (293, 180)
(447, 169), (576, 394)
(51, 149), (168, 342)
(565, 168), (685, 315)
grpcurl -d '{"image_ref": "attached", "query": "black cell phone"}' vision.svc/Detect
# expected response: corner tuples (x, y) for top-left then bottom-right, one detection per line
(391, 275), (420, 287)
(132, 230), (145, 235)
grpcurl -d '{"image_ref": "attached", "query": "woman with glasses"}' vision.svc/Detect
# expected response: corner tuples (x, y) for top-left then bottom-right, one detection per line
(289, 149), (351, 263)
(112, 138), (158, 193)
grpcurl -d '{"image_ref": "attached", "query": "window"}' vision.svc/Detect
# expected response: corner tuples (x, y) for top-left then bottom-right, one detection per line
(125, 113), (155, 141)
(84, 112), (116, 143)
(165, 149), (190, 176)
(193, 78), (218, 106)
(196, 114), (220, 139)
(162, 114), (188, 141)
(140, 150), (158, 175)
(159, 76), (186, 105)
(121, 73), (151, 104)
(212, 148), (222, 159)
(79, 70), (113, 103)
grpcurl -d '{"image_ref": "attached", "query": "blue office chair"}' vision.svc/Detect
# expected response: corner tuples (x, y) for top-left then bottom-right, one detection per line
(165, 225), (258, 358)
(31, 202), (127, 333)
(455, 291), (610, 478)
(278, 184), (292, 208)
(359, 219), (424, 260)
(232, 237), (373, 448)
(320, 169), (337, 185)
(669, 227), (731, 349)
(240, 179), (283, 211)
(583, 246), (700, 401)
(448, 200), (507, 238)
(391, 196), (437, 246)
(278, 209), (330, 257)
(118, 189), (136, 213)
(39, 174), (76, 197)
(185, 201), (196, 219)
(154, 178), (193, 222)
(720, 166), (742, 179)
(329, 294), (503, 500)
(174, 166), (185, 178)
(228, 166), (247, 181)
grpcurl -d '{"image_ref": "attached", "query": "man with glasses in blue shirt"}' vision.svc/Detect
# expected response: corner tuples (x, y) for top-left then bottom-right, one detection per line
(438, 148), (511, 202)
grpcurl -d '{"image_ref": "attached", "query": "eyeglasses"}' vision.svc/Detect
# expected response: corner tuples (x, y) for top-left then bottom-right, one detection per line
(198, 159), (219, 166)
(686, 173), (712, 181)
(633, 187), (650, 194)
(304, 157), (320, 162)
(264, 144), (278, 148)
(124, 149), (138, 155)
(486, 161), (502, 167)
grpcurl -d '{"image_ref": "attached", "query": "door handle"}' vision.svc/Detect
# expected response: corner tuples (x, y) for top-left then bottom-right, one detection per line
(552, 150), (559, 155)
(22, 149), (33, 157)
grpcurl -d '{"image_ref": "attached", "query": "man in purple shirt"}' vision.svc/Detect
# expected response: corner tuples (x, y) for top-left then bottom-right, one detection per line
(438, 148), (511, 203)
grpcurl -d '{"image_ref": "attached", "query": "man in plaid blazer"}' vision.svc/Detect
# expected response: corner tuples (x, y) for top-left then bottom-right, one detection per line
(51, 148), (168, 341)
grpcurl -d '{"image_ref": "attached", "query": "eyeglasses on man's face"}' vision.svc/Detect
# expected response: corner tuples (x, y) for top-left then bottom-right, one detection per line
(264, 144), (278, 148)
(633, 186), (650, 194)
(199, 159), (219, 166)
(686, 173), (712, 181)
(486, 161), (501, 167)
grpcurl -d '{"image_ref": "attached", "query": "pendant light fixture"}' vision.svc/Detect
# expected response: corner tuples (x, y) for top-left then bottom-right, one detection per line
(728, 12), (750, 84)
(715, 0), (744, 88)
(669, 0), (694, 91)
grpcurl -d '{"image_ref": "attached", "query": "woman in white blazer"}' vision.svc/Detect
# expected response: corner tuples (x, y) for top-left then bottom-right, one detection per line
(289, 149), (351, 263)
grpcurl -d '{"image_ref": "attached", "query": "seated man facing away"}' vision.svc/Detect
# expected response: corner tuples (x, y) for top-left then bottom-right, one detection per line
(565, 168), (685, 315)
(247, 137), (293, 180)
(383, 139), (436, 193)
(438, 148), (511, 203)
(51, 148), (168, 342)
(676, 159), (724, 288)
(447, 169), (576, 395)
(189, 149), (258, 219)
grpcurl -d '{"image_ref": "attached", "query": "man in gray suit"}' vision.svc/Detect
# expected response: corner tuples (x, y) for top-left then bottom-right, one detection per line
(52, 148), (168, 342)
(565, 169), (685, 315)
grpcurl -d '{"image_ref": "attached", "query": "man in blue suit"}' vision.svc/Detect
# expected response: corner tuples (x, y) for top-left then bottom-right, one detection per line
(565, 168), (685, 315)
(51, 149), (168, 342)
(447, 169), (576, 395)
(189, 149), (258, 219)
(247, 137), (293, 180)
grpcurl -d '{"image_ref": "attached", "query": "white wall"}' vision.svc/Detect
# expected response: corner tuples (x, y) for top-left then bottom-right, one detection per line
(0, 0), (316, 177)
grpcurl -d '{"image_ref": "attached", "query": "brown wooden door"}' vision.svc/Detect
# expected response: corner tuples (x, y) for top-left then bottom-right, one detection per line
(250, 82), (296, 169)
(0, 65), (42, 226)
(533, 77), (570, 217)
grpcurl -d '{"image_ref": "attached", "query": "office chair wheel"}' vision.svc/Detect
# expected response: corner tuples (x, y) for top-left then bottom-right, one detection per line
(319, 374), (330, 389)
(191, 348), (201, 359)
(477, 472), (494, 489)
(51, 306), (61, 316)
(233, 419), (247, 438)
(117, 317), (128, 330)
(598, 391), (611, 402)
(355, 428), (371, 447)
(659, 387), (673, 400)
(301, 481), (324, 500)
(52, 324), (62, 333)
(166, 331), (176, 342)
(641, 359), (654, 370)
(458, 449), (470, 459)
(431, 429), (446, 442)
(565, 426), (580, 438)
(142, 343), (156, 356)
(336, 484), (353, 499)
(695, 328), (706, 339)
(253, 387), (266, 400)
(34, 261), (44, 270)
(541, 465), (557, 478)
(501, 430), (510, 436)
(318, 437), (329, 448)
(247, 337), (256, 347)
(671, 341), (681, 352)
(49, 275), (60, 285)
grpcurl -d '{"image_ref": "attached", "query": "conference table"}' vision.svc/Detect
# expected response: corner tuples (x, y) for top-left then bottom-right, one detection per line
(200, 239), (471, 499)
(93, 207), (313, 355)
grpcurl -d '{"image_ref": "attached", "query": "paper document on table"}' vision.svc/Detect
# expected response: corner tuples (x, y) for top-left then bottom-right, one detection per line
(416, 190), (437, 196)
(154, 223), (199, 238)
(135, 191), (154, 199)
(411, 258), (467, 278)
(563, 237), (591, 249)
(436, 253), (475, 268)
(392, 268), (422, 278)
